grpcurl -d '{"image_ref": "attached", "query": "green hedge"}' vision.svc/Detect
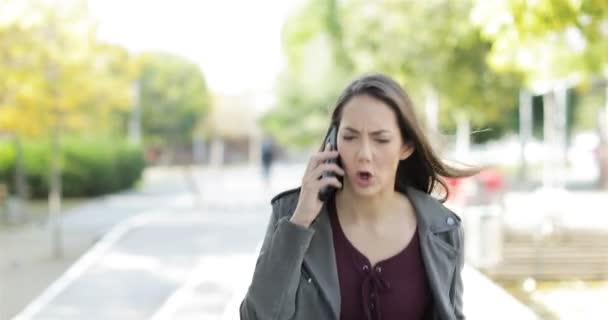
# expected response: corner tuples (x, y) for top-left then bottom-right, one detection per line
(0, 138), (145, 198)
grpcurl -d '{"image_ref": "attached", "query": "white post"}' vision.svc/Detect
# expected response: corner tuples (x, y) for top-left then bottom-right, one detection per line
(210, 137), (225, 167)
(519, 90), (533, 184)
(599, 82), (608, 189)
(605, 82), (608, 140)
(542, 91), (556, 189)
(554, 85), (568, 190)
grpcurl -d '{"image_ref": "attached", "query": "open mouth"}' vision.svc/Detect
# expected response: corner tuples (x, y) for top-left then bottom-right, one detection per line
(357, 171), (372, 181)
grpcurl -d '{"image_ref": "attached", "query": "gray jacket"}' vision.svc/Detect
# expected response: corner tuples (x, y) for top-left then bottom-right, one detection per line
(240, 186), (465, 320)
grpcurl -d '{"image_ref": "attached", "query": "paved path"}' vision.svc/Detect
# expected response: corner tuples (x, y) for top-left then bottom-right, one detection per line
(0, 168), (196, 320)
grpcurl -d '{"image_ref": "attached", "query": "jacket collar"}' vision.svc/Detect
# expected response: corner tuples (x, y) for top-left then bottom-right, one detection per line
(403, 186), (460, 234)
(292, 186), (459, 320)
(405, 186), (459, 320)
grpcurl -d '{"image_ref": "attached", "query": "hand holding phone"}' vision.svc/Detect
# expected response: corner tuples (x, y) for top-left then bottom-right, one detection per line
(290, 125), (344, 228)
(318, 125), (342, 202)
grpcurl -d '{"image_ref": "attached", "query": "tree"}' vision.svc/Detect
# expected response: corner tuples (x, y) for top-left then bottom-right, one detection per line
(472, 0), (608, 188)
(340, 0), (523, 136)
(261, 0), (355, 148)
(0, 0), (136, 256)
(0, 0), (135, 137)
(81, 42), (138, 137)
(137, 52), (211, 162)
(472, 0), (608, 90)
(264, 0), (523, 149)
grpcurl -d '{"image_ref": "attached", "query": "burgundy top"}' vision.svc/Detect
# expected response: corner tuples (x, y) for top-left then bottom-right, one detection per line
(329, 198), (432, 320)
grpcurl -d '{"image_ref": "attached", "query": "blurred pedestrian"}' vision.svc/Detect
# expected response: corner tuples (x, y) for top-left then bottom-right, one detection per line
(241, 73), (477, 319)
(260, 135), (275, 186)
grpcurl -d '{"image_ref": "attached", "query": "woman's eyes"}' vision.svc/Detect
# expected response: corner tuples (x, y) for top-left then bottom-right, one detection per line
(342, 136), (390, 143)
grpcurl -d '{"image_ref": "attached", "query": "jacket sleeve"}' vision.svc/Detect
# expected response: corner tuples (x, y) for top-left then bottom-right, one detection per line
(453, 226), (465, 319)
(240, 199), (316, 320)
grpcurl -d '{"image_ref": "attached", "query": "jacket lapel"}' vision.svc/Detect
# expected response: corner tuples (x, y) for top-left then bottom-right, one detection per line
(406, 186), (458, 320)
(303, 202), (341, 320)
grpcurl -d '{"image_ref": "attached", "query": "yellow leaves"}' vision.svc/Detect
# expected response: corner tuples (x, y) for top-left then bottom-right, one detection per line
(0, 105), (45, 137)
(0, 0), (136, 138)
(63, 112), (85, 131)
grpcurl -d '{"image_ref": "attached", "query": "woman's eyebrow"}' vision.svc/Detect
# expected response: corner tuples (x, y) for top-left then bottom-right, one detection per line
(343, 127), (391, 135)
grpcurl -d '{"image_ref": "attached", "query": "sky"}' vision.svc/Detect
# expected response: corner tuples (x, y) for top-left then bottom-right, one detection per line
(88, 0), (303, 111)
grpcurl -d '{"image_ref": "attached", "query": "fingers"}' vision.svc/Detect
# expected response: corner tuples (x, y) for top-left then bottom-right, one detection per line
(309, 162), (344, 181)
(303, 163), (343, 192)
(302, 162), (344, 190)
(294, 146), (342, 223)
(308, 150), (339, 170)
(304, 140), (339, 171)
(318, 175), (342, 189)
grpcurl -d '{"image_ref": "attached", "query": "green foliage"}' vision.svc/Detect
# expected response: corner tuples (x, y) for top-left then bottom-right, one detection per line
(0, 145), (15, 177)
(262, 0), (355, 148)
(0, 0), (135, 137)
(0, 138), (144, 198)
(572, 85), (607, 131)
(264, 0), (526, 147)
(472, 0), (608, 90)
(340, 0), (524, 129)
(138, 52), (211, 149)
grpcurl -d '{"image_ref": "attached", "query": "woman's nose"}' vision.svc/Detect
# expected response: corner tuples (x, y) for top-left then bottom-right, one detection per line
(357, 140), (373, 162)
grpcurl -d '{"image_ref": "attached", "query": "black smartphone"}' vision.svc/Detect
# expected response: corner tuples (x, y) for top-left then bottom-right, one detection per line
(318, 125), (343, 202)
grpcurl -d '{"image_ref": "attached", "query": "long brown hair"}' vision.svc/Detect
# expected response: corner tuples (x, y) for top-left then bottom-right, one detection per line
(319, 73), (478, 201)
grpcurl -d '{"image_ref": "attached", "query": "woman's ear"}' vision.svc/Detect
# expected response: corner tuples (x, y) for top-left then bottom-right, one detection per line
(400, 143), (414, 160)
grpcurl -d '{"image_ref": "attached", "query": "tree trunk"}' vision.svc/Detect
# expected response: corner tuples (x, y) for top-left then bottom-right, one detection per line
(13, 134), (29, 222)
(49, 111), (63, 259)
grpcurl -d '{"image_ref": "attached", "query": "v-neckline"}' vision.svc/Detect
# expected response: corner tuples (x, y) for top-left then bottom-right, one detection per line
(329, 197), (418, 268)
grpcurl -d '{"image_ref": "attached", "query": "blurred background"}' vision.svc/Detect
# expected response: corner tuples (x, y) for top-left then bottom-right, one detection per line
(0, 0), (607, 319)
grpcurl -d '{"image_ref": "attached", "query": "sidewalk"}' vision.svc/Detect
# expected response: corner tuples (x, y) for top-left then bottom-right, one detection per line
(0, 168), (198, 319)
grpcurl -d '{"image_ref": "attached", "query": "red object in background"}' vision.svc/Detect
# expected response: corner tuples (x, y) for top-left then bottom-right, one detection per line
(443, 168), (505, 205)
(445, 176), (463, 188)
(476, 168), (504, 193)
(443, 176), (466, 202)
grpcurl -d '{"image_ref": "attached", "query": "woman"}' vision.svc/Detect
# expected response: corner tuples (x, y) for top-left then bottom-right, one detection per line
(240, 73), (475, 320)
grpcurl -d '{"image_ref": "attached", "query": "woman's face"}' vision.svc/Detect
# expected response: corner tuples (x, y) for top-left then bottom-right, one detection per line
(337, 94), (413, 197)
